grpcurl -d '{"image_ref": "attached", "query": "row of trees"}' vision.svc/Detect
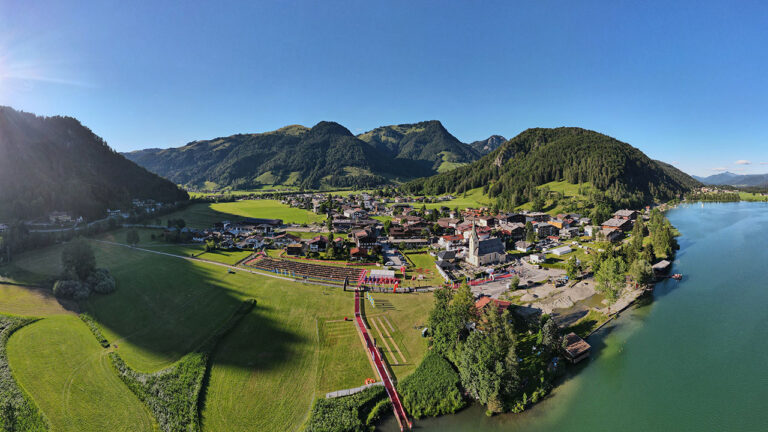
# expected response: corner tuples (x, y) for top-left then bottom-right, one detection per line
(53, 238), (117, 300)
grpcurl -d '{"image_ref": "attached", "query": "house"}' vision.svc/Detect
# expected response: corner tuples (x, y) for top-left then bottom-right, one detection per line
(307, 236), (328, 252)
(579, 217), (592, 226)
(438, 234), (464, 249)
(550, 246), (572, 256)
(477, 216), (496, 227)
(529, 253), (546, 264)
(237, 236), (264, 250)
(584, 225), (598, 237)
(515, 241), (533, 252)
(286, 243), (305, 256)
(559, 227), (581, 239)
(499, 222), (525, 241)
(600, 228), (623, 242)
(466, 223), (506, 266)
(273, 233), (301, 247)
(475, 296), (512, 315)
(548, 219), (566, 230)
(437, 218), (460, 229)
(601, 218), (633, 232)
(613, 209), (638, 220)
(343, 208), (367, 220)
(49, 211), (72, 224)
(563, 332), (591, 363)
(349, 247), (368, 259)
(353, 229), (378, 248)
(525, 212), (551, 223)
(534, 222), (558, 238)
(436, 250), (456, 268)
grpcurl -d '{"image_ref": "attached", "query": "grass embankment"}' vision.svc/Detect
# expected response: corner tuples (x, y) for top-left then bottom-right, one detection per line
(0, 315), (48, 432)
(7, 315), (156, 431)
(0, 284), (72, 317)
(566, 309), (610, 338)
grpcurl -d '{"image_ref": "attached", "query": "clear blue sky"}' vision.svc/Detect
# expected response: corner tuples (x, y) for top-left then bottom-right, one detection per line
(2, 0), (768, 177)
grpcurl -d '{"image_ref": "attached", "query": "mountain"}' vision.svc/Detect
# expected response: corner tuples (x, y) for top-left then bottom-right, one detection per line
(126, 120), (479, 190)
(692, 171), (768, 187)
(0, 106), (188, 221)
(403, 127), (700, 210)
(469, 135), (506, 154)
(357, 120), (481, 172)
(126, 121), (430, 191)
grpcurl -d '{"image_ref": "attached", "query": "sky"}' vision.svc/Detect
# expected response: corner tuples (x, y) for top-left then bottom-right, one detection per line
(2, 0), (768, 177)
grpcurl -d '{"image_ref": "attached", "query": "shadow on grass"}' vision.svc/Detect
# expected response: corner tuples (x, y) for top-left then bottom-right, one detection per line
(79, 245), (306, 371)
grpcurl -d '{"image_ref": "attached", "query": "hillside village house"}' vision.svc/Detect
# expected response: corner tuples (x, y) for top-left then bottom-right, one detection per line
(343, 207), (367, 220)
(438, 234), (464, 249)
(601, 217), (633, 232)
(307, 235), (328, 252)
(515, 241), (533, 252)
(534, 222), (558, 238)
(613, 209), (638, 220)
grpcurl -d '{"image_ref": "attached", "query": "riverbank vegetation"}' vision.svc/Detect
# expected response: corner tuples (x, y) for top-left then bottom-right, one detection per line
(304, 385), (387, 432)
(397, 352), (466, 418)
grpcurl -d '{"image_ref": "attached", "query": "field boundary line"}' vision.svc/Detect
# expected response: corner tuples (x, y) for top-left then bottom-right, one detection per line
(369, 316), (398, 365)
(376, 317), (406, 364)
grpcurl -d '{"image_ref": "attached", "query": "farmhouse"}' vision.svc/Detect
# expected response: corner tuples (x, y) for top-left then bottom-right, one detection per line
(613, 209), (638, 220)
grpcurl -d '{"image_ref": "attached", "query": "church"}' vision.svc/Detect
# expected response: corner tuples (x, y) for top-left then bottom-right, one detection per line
(466, 222), (506, 266)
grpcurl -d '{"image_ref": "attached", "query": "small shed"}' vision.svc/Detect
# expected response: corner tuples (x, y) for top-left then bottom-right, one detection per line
(563, 332), (591, 363)
(551, 246), (573, 256)
(652, 260), (672, 274)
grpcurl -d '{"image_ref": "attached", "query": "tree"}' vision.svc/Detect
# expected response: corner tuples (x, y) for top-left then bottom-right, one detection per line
(631, 217), (644, 251)
(565, 256), (581, 280)
(508, 276), (520, 290)
(326, 217), (333, 233)
(540, 316), (561, 356)
(62, 238), (96, 281)
(595, 256), (626, 312)
(126, 229), (140, 246)
(525, 221), (536, 243)
(383, 219), (392, 235)
(629, 259), (654, 287)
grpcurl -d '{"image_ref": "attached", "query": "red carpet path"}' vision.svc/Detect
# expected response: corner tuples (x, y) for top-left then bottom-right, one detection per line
(354, 290), (411, 431)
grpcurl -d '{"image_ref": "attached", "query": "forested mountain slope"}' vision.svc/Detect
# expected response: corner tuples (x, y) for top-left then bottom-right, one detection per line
(403, 127), (700, 210)
(0, 106), (188, 220)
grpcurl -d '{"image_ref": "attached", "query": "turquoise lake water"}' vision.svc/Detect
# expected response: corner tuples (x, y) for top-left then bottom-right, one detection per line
(380, 202), (768, 431)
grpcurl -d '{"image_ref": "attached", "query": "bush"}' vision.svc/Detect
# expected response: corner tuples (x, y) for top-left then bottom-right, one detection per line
(365, 398), (391, 426)
(397, 352), (466, 419)
(0, 315), (48, 431)
(87, 268), (117, 294)
(79, 313), (109, 348)
(304, 386), (386, 432)
(52, 279), (90, 300)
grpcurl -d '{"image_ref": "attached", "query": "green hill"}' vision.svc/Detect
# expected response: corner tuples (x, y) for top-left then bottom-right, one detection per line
(403, 127), (700, 211)
(126, 120), (473, 190)
(0, 106), (188, 220)
(357, 120), (480, 172)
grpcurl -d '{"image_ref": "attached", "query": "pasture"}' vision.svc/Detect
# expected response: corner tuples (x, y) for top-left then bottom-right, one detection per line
(7, 315), (156, 431)
(2, 236), (433, 431)
(161, 200), (324, 229)
(422, 187), (491, 210)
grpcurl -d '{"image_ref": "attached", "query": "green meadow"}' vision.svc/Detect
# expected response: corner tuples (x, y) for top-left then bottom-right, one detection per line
(160, 199), (324, 229)
(0, 236), (432, 431)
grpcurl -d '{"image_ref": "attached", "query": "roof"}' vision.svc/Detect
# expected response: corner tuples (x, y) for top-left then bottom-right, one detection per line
(437, 250), (456, 260)
(551, 246), (572, 255)
(601, 218), (631, 228)
(614, 209), (637, 217)
(244, 217), (283, 226)
(476, 237), (505, 255)
(564, 332), (591, 357)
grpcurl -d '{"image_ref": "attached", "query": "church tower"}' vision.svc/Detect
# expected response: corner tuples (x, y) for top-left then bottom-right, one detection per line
(469, 220), (479, 265)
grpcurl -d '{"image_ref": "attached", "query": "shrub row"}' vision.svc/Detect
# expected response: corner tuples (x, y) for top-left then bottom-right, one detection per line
(78, 314), (110, 348)
(304, 385), (387, 432)
(0, 315), (48, 432)
(397, 351), (466, 419)
(109, 299), (256, 432)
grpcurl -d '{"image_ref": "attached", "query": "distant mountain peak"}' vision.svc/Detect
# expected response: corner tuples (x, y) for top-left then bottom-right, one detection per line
(469, 135), (507, 154)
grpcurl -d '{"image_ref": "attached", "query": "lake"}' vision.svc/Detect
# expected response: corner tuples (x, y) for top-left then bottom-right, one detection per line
(380, 202), (768, 431)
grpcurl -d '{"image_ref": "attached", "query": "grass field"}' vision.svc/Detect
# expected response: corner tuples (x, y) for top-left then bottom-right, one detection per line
(423, 187), (491, 210)
(0, 284), (73, 317)
(739, 192), (768, 202)
(7, 315), (157, 431)
(363, 292), (432, 379)
(3, 236), (434, 432)
(402, 252), (444, 287)
(516, 181), (593, 216)
(161, 200), (324, 229)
